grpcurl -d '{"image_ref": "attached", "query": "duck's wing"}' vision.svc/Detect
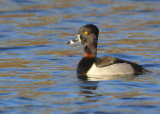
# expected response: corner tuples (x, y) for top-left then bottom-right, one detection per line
(95, 56), (125, 68)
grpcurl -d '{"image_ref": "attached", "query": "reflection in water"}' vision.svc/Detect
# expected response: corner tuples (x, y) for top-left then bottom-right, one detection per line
(77, 74), (135, 81)
(77, 74), (135, 102)
(78, 79), (99, 100)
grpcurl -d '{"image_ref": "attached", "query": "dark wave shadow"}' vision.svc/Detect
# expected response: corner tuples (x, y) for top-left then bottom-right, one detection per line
(0, 45), (49, 51)
(0, 46), (27, 51)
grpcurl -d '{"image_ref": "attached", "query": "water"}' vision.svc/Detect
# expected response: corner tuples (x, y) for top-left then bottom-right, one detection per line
(0, 0), (160, 113)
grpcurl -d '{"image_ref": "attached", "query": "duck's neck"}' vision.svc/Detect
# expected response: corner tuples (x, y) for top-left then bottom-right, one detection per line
(83, 43), (97, 58)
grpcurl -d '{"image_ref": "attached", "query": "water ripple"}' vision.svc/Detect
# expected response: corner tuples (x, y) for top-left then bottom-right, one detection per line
(0, 0), (160, 113)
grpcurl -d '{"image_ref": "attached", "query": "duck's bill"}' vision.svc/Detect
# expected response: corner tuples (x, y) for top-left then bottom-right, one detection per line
(67, 34), (81, 45)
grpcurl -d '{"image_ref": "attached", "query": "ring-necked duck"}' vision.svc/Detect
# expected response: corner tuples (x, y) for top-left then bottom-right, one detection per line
(67, 24), (148, 76)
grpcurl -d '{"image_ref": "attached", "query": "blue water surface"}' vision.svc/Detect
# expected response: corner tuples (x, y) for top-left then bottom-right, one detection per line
(0, 0), (160, 113)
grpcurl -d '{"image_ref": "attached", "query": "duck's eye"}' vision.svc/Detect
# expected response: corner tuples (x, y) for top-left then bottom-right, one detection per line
(84, 31), (89, 35)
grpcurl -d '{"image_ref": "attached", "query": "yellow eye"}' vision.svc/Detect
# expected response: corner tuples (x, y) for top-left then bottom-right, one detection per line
(84, 31), (89, 35)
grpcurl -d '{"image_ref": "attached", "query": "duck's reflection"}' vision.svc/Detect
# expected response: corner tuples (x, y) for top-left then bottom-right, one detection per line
(78, 74), (135, 81)
(78, 79), (100, 101)
(77, 74), (135, 100)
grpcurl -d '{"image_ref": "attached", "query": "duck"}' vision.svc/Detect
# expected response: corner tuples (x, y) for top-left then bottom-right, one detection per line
(67, 24), (148, 76)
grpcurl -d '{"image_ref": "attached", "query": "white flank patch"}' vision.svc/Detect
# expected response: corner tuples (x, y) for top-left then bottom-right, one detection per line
(87, 63), (134, 77)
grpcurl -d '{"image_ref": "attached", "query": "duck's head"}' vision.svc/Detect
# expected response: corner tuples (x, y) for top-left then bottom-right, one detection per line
(67, 24), (99, 46)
